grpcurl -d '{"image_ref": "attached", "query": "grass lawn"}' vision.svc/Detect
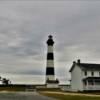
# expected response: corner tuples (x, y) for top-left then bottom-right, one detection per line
(0, 87), (25, 91)
(0, 85), (26, 91)
(40, 92), (100, 100)
(37, 88), (61, 91)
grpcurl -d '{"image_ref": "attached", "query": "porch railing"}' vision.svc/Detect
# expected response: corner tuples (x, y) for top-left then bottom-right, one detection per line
(84, 85), (100, 90)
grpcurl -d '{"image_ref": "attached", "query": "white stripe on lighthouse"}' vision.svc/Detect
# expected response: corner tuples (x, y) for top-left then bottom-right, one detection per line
(47, 60), (54, 67)
(48, 46), (53, 53)
(46, 75), (55, 80)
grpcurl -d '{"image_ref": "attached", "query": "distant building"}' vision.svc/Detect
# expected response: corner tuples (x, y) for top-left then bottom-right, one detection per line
(70, 59), (100, 92)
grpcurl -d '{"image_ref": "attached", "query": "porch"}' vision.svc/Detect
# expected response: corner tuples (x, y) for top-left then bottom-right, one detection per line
(83, 77), (100, 90)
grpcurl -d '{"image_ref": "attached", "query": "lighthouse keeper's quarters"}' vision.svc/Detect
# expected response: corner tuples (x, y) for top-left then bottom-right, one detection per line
(69, 59), (100, 92)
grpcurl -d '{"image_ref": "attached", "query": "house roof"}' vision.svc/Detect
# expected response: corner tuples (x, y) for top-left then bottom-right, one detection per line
(79, 63), (100, 71)
(69, 60), (100, 72)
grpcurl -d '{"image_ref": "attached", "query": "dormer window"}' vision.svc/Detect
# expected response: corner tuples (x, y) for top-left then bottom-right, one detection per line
(91, 71), (94, 76)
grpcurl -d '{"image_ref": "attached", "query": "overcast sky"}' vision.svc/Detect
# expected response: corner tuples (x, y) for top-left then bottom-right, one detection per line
(0, 0), (100, 84)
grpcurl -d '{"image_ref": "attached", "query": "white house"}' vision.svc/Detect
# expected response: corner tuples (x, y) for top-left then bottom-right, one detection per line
(69, 59), (100, 92)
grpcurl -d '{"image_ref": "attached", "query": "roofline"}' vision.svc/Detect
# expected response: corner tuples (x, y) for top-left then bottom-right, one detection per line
(69, 61), (80, 72)
(69, 59), (81, 72)
(69, 60), (100, 72)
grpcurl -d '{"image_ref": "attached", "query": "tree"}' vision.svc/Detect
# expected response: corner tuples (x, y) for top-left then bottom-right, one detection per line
(2, 78), (11, 85)
(0, 76), (2, 81)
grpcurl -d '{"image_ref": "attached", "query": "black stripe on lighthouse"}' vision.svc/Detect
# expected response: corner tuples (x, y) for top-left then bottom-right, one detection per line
(47, 53), (54, 60)
(46, 67), (54, 75)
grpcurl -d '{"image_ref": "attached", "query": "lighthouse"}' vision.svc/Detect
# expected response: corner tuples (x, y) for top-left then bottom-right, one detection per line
(46, 35), (59, 88)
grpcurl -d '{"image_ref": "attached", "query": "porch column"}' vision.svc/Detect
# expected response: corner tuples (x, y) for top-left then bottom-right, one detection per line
(93, 80), (95, 90)
(87, 80), (88, 90)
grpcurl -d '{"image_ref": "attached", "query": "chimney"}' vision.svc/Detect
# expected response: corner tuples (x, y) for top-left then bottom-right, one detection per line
(73, 61), (76, 65)
(77, 59), (81, 64)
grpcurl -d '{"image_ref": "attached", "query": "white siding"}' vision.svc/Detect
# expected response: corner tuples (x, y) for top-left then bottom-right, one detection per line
(82, 70), (100, 90)
(82, 70), (100, 78)
(71, 65), (83, 91)
(94, 71), (100, 76)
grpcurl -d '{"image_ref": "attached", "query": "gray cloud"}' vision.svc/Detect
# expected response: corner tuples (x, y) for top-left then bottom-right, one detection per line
(0, 1), (100, 84)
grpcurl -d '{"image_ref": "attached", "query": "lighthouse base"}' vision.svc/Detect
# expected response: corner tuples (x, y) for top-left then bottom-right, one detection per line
(46, 83), (59, 88)
(46, 80), (59, 88)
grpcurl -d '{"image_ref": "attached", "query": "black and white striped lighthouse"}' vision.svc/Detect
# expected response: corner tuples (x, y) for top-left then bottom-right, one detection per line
(46, 35), (59, 87)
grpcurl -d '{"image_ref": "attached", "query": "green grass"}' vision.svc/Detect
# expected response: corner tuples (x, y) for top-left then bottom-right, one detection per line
(0, 87), (25, 91)
(40, 92), (100, 100)
(0, 85), (26, 91)
(37, 88), (61, 91)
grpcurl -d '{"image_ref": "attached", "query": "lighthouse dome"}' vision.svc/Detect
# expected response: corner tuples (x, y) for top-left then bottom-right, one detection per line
(47, 35), (54, 45)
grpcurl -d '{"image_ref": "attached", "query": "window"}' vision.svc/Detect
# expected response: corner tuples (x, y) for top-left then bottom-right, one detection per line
(95, 80), (100, 85)
(91, 71), (94, 76)
(99, 72), (100, 76)
(88, 80), (94, 85)
(84, 81), (87, 86)
(84, 71), (87, 76)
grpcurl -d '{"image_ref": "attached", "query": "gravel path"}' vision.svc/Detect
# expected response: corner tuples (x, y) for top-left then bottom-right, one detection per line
(0, 91), (57, 100)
